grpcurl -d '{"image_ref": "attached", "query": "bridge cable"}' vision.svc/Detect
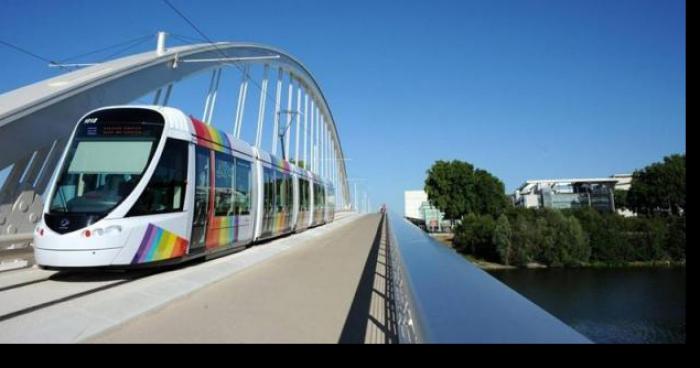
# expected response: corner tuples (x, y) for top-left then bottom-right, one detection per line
(0, 39), (59, 66)
(162, 0), (281, 118)
(163, 0), (346, 188)
(98, 35), (156, 62)
(58, 34), (154, 63)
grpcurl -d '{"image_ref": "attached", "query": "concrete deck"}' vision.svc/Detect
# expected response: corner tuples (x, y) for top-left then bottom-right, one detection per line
(90, 213), (387, 343)
(0, 212), (392, 343)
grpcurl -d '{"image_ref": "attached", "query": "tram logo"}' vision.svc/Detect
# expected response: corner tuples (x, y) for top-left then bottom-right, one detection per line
(59, 218), (70, 228)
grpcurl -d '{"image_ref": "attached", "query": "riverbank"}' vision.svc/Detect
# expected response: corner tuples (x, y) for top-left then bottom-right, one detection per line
(429, 233), (686, 271)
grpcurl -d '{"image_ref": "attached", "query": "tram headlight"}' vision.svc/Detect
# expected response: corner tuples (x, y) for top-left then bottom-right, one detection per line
(85, 225), (122, 238)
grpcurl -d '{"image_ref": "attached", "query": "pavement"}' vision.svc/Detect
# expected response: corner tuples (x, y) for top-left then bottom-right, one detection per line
(90, 213), (386, 343)
(0, 211), (389, 343)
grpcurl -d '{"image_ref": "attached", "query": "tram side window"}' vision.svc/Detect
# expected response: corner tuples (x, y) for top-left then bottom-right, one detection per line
(313, 182), (321, 209)
(234, 158), (251, 215)
(300, 179), (309, 210)
(286, 174), (293, 212)
(214, 152), (234, 217)
(321, 185), (326, 207)
(192, 146), (210, 225)
(127, 139), (188, 216)
(275, 171), (285, 212)
(264, 168), (274, 213)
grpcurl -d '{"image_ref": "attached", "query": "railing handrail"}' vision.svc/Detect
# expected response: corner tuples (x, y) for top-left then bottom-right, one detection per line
(386, 211), (592, 343)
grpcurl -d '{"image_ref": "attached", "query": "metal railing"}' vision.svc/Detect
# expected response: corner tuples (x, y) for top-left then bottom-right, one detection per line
(386, 212), (591, 343)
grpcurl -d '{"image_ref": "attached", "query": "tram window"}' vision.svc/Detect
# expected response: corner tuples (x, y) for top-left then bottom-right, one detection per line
(234, 158), (251, 215)
(300, 179), (309, 210)
(320, 185), (326, 207)
(192, 146), (210, 226)
(276, 171), (285, 212)
(214, 152), (234, 217)
(127, 139), (188, 216)
(314, 182), (323, 209)
(286, 174), (293, 211)
(264, 168), (274, 212)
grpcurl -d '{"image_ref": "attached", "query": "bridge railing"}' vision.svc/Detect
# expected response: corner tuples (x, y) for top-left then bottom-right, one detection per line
(385, 212), (592, 343)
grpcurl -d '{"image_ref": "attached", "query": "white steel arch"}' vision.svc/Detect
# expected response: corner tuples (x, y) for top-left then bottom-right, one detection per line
(0, 37), (351, 245)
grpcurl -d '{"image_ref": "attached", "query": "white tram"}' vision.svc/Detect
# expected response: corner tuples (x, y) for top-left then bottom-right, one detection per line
(33, 106), (335, 269)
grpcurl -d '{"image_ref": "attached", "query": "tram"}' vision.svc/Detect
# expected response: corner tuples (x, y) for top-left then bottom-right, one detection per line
(33, 106), (335, 269)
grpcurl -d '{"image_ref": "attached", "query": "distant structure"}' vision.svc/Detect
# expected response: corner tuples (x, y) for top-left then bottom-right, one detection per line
(512, 174), (633, 213)
(404, 190), (428, 220)
(404, 190), (449, 232)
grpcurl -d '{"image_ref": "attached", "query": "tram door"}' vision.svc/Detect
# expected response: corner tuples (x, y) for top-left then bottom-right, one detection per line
(190, 146), (210, 254)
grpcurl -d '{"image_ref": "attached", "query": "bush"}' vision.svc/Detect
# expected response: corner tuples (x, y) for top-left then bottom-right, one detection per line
(453, 213), (497, 261)
(454, 206), (684, 267)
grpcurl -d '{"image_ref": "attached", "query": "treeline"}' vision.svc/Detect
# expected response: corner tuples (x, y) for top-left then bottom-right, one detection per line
(452, 207), (685, 267)
(425, 154), (685, 268)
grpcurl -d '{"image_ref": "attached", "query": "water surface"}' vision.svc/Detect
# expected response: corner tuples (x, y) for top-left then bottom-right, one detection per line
(489, 267), (685, 343)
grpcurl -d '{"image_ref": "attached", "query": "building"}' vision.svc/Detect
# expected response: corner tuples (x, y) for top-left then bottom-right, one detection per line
(419, 201), (445, 232)
(404, 190), (450, 232)
(404, 190), (428, 220)
(513, 174), (633, 212)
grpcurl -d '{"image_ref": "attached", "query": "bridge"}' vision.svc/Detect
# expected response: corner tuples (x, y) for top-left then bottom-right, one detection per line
(0, 33), (590, 343)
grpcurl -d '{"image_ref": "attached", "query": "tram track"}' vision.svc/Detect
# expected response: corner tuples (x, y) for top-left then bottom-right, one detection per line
(0, 268), (158, 324)
(0, 213), (363, 342)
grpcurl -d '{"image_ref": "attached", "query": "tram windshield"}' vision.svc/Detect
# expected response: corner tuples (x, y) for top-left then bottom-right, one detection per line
(49, 108), (164, 215)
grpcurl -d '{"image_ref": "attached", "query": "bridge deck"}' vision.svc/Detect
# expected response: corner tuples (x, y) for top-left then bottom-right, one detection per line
(0, 212), (391, 343)
(90, 213), (388, 343)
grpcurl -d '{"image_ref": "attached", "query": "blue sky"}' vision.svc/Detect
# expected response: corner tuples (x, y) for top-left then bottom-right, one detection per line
(0, 0), (686, 212)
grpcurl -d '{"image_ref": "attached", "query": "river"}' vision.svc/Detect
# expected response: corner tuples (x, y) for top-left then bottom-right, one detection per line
(488, 267), (686, 343)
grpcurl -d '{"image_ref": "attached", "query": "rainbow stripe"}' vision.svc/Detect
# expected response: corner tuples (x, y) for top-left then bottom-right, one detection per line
(273, 211), (290, 233)
(206, 216), (239, 249)
(270, 155), (291, 172)
(132, 224), (188, 264)
(190, 117), (232, 152)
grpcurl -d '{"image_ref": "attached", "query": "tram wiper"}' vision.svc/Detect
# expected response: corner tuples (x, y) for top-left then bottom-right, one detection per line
(56, 187), (69, 213)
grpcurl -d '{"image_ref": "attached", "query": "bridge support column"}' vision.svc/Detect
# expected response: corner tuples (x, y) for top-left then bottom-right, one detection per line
(284, 72), (293, 159)
(303, 92), (308, 168)
(234, 66), (250, 138)
(271, 67), (282, 155)
(162, 83), (174, 105)
(310, 101), (315, 172)
(202, 69), (216, 123)
(294, 80), (301, 164)
(255, 65), (269, 148)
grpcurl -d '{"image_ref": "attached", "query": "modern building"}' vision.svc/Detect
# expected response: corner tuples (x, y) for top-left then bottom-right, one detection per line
(404, 190), (429, 220)
(419, 201), (445, 232)
(404, 190), (450, 232)
(512, 174), (633, 212)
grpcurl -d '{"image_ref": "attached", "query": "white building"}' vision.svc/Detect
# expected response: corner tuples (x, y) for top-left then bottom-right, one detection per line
(404, 190), (428, 219)
(512, 174), (633, 213)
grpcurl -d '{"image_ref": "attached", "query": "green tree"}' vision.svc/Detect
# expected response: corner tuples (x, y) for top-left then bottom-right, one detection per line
(453, 213), (497, 260)
(614, 189), (628, 210)
(473, 169), (509, 216)
(627, 154), (685, 216)
(493, 214), (513, 265)
(424, 160), (476, 223)
(424, 160), (508, 222)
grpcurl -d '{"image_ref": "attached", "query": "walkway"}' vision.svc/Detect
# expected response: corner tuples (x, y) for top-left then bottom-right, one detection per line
(88, 213), (390, 343)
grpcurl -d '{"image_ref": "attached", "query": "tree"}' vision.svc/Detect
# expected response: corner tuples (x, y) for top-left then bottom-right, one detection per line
(424, 160), (508, 222)
(614, 190), (628, 210)
(627, 154), (685, 216)
(473, 169), (509, 216)
(493, 214), (513, 265)
(424, 160), (476, 223)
